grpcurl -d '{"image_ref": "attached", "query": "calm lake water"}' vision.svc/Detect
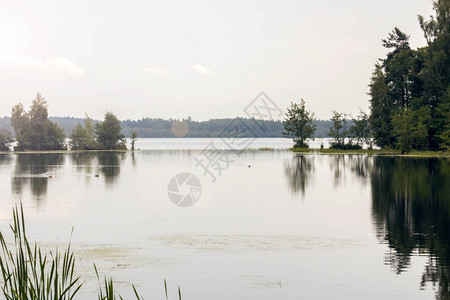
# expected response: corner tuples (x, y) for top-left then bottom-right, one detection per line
(0, 138), (448, 299)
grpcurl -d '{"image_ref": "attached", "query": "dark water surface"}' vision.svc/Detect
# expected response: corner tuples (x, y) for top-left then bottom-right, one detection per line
(0, 149), (448, 299)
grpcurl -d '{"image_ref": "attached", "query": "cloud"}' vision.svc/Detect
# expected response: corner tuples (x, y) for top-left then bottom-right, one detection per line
(143, 66), (170, 75)
(0, 56), (84, 78)
(191, 64), (211, 75)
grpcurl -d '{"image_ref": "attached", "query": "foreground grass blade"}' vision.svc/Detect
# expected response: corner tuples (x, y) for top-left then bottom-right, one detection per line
(0, 204), (183, 300)
(0, 204), (82, 300)
(164, 279), (168, 300)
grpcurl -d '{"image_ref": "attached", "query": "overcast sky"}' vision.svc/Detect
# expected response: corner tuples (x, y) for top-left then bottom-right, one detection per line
(0, 0), (434, 121)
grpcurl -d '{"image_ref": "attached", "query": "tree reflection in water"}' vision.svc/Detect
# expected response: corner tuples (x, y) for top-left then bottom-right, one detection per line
(69, 152), (96, 173)
(0, 154), (13, 165)
(284, 154), (314, 198)
(367, 157), (449, 299)
(349, 155), (372, 183)
(328, 155), (374, 187)
(97, 152), (126, 185)
(69, 152), (126, 186)
(324, 155), (449, 298)
(11, 154), (65, 201)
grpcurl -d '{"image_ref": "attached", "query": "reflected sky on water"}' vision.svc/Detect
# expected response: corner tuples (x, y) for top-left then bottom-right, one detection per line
(0, 146), (448, 299)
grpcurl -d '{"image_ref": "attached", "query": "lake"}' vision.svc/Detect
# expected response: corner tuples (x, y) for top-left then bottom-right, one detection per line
(0, 138), (448, 299)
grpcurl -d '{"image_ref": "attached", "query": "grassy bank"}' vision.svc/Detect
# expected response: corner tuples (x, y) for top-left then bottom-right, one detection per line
(290, 148), (450, 157)
(0, 149), (128, 155)
(1, 148), (449, 158)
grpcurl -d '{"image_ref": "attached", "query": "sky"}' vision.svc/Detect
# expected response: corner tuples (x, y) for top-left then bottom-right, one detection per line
(0, 0), (435, 121)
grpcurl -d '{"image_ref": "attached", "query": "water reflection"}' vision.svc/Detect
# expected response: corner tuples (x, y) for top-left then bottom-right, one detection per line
(11, 154), (65, 201)
(284, 154), (314, 197)
(10, 152), (127, 202)
(97, 152), (125, 185)
(0, 154), (13, 166)
(349, 155), (373, 182)
(69, 152), (125, 185)
(331, 155), (346, 185)
(328, 155), (374, 186)
(283, 154), (450, 298)
(131, 151), (136, 166)
(369, 157), (450, 299)
(2, 150), (449, 298)
(70, 152), (96, 173)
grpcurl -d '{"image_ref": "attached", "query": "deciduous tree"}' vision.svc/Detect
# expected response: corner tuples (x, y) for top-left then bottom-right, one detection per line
(131, 131), (138, 151)
(0, 129), (14, 151)
(10, 93), (66, 150)
(282, 100), (316, 148)
(329, 111), (350, 148)
(350, 110), (372, 149)
(95, 112), (126, 150)
(70, 114), (97, 150)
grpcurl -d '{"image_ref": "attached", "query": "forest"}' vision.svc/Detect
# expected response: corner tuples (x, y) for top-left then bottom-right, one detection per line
(368, 0), (449, 151)
(0, 1), (448, 152)
(278, 0), (449, 152)
(0, 115), (333, 139)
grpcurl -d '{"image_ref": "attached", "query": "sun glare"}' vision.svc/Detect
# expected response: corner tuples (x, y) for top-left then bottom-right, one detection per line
(0, 14), (27, 55)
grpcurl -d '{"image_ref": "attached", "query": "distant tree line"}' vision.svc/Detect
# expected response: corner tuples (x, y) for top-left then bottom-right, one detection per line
(0, 115), (335, 143)
(2, 0), (448, 155)
(0, 94), (338, 152)
(121, 117), (333, 138)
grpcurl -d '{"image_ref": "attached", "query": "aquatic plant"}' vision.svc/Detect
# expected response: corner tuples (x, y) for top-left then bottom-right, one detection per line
(0, 205), (181, 300)
(0, 205), (81, 299)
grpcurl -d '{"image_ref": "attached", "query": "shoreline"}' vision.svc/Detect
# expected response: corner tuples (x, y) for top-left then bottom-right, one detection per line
(0, 148), (449, 157)
(0, 149), (128, 154)
(290, 148), (450, 157)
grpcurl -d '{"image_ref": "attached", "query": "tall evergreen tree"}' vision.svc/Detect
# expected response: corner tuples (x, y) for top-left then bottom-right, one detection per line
(382, 27), (415, 109)
(418, 0), (450, 149)
(369, 64), (392, 147)
(369, 1), (450, 150)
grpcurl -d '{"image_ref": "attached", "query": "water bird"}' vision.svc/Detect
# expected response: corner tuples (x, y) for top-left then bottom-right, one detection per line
(48, 175), (53, 179)
(95, 174), (99, 178)
(248, 165), (251, 168)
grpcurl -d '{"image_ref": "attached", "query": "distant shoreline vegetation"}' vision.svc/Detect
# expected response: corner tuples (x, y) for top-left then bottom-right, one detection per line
(290, 148), (450, 157)
(0, 2), (448, 153)
(0, 93), (127, 151)
(0, 93), (334, 152)
(284, 0), (449, 153)
(0, 115), (334, 139)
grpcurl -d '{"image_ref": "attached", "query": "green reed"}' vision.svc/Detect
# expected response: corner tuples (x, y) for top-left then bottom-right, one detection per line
(0, 205), (181, 300)
(0, 205), (82, 300)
